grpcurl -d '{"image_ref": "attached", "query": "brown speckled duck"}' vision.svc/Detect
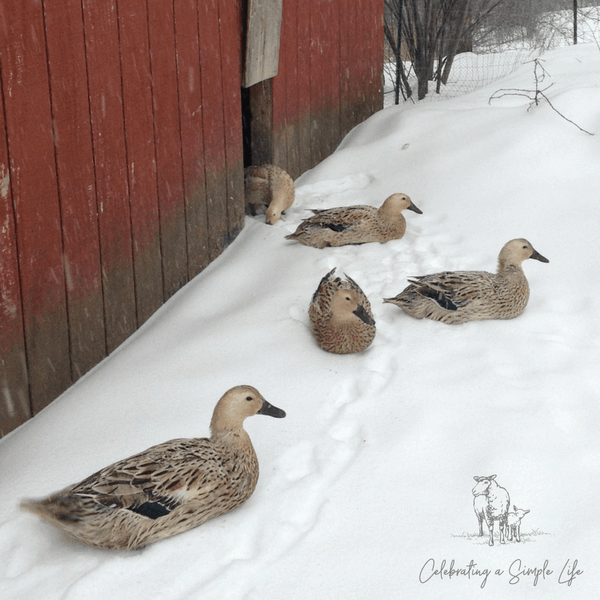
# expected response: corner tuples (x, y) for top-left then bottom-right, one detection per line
(244, 164), (295, 224)
(309, 268), (376, 354)
(383, 238), (549, 324)
(20, 386), (285, 550)
(285, 193), (422, 248)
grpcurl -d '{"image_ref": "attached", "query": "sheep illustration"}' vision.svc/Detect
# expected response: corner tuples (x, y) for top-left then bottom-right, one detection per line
(472, 475), (510, 546)
(507, 505), (530, 543)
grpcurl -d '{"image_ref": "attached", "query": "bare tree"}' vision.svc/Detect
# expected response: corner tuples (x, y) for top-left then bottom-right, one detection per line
(384, 0), (530, 102)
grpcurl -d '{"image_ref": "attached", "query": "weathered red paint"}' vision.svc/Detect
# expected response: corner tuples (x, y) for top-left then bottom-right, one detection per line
(198, 0), (229, 259)
(147, 0), (189, 298)
(0, 71), (30, 433)
(173, 0), (210, 277)
(280, 0), (300, 176)
(270, 0), (384, 175)
(295, 0), (312, 174)
(82, 0), (137, 353)
(0, 125), (21, 354)
(218, 0), (245, 237)
(118, 0), (164, 325)
(0, 0), (383, 437)
(1, 0), (71, 411)
(198, 0), (227, 175)
(44, 0), (107, 378)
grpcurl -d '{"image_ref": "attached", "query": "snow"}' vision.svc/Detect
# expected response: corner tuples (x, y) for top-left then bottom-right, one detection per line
(1, 42), (600, 599)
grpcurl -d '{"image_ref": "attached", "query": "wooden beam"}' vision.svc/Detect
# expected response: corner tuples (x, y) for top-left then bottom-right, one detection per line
(243, 0), (283, 87)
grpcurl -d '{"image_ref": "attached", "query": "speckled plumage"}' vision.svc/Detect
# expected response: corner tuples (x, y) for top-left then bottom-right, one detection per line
(285, 193), (422, 248)
(20, 386), (285, 550)
(309, 268), (376, 354)
(244, 164), (295, 224)
(384, 238), (549, 324)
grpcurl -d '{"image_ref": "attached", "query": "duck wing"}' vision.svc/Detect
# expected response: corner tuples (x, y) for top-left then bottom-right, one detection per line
(62, 438), (229, 521)
(306, 206), (373, 232)
(409, 270), (495, 311)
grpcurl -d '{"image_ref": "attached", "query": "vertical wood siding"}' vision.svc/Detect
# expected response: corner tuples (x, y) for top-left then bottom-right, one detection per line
(0, 0), (382, 437)
(0, 0), (245, 437)
(272, 0), (384, 179)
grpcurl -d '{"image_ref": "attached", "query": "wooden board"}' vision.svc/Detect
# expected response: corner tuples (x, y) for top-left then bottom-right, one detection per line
(321, 0), (340, 156)
(199, 0), (229, 261)
(249, 80), (274, 166)
(82, 0), (137, 354)
(370, 0), (384, 115)
(44, 0), (106, 379)
(1, 0), (71, 414)
(296, 0), (312, 174)
(147, 0), (189, 299)
(271, 41), (288, 170)
(309, 0), (325, 166)
(243, 0), (284, 88)
(219, 0), (246, 240)
(0, 92), (30, 434)
(280, 0), (300, 179)
(118, 0), (164, 325)
(339, 0), (353, 139)
(173, 0), (210, 277)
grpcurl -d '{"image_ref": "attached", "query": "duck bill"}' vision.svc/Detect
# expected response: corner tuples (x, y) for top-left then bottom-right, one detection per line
(258, 400), (286, 418)
(530, 248), (549, 263)
(353, 304), (376, 326)
(407, 200), (423, 214)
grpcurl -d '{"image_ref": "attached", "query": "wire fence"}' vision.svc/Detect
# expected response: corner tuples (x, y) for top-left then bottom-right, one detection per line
(383, 3), (600, 107)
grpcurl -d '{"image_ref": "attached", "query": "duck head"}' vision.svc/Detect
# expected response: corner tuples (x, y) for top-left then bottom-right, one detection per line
(499, 238), (549, 269)
(331, 289), (376, 327)
(379, 193), (423, 217)
(210, 386), (286, 434)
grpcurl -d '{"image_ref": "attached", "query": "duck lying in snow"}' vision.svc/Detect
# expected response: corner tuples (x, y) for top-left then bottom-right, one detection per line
(20, 386), (285, 550)
(285, 193), (422, 248)
(309, 268), (376, 354)
(383, 238), (549, 324)
(244, 164), (295, 224)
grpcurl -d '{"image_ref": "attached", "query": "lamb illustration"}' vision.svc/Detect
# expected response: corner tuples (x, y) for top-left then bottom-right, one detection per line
(507, 505), (530, 543)
(472, 475), (510, 546)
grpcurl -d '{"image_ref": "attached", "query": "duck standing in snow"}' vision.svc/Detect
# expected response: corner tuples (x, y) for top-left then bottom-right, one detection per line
(20, 386), (286, 550)
(309, 268), (376, 354)
(285, 193), (422, 248)
(244, 164), (295, 224)
(383, 238), (549, 324)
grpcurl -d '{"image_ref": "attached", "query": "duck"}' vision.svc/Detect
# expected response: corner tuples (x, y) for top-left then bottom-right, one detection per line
(20, 385), (286, 550)
(244, 164), (295, 224)
(383, 238), (549, 324)
(285, 193), (422, 248)
(309, 268), (376, 353)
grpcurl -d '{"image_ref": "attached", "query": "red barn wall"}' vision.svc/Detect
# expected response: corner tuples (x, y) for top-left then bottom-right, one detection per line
(271, 0), (384, 178)
(0, 0), (383, 438)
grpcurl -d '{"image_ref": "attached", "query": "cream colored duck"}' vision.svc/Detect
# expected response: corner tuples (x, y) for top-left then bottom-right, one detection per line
(244, 164), (295, 224)
(285, 193), (422, 248)
(383, 238), (549, 324)
(20, 386), (285, 550)
(309, 268), (376, 353)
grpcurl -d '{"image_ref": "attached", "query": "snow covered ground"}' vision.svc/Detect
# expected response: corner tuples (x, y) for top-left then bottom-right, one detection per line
(1, 42), (600, 600)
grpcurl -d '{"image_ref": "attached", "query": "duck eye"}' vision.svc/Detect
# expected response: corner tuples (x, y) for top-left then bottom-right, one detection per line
(246, 396), (253, 402)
